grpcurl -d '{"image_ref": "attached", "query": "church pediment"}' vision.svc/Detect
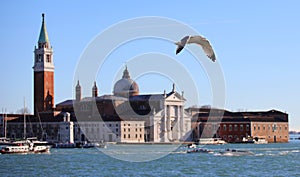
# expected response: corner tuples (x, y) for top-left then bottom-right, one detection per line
(165, 92), (185, 102)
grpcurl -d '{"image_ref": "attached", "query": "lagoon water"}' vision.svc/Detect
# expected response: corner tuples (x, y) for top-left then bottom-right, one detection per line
(1, 139), (299, 176)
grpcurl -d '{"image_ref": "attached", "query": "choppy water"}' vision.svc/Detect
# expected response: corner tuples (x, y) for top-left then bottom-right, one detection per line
(1, 140), (299, 176)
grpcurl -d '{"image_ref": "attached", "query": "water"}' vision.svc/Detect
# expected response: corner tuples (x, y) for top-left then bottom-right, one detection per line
(1, 141), (299, 176)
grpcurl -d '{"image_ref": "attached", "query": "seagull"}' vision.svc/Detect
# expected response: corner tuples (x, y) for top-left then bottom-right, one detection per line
(175, 35), (216, 62)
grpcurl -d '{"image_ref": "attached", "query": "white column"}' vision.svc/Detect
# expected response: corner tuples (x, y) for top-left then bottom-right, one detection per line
(177, 105), (181, 141)
(167, 105), (171, 141)
(163, 105), (167, 142)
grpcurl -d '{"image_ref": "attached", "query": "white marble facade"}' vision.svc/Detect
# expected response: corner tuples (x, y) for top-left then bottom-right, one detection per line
(151, 92), (191, 142)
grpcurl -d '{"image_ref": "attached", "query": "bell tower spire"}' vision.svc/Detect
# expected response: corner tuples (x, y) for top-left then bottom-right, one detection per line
(92, 81), (98, 97)
(38, 13), (50, 48)
(33, 13), (55, 116)
(76, 80), (81, 101)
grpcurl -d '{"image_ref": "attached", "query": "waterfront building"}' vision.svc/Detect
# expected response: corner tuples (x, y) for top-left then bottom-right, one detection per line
(189, 107), (289, 143)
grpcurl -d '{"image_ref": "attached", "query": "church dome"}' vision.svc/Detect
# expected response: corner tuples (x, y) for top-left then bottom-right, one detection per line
(113, 66), (139, 97)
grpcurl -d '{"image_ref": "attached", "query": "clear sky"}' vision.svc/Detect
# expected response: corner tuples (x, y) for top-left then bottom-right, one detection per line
(0, 1), (299, 131)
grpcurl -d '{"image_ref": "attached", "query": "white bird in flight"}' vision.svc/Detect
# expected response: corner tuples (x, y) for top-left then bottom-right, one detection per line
(175, 35), (216, 62)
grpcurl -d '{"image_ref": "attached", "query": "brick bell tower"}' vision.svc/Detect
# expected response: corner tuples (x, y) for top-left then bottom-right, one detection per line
(33, 14), (54, 116)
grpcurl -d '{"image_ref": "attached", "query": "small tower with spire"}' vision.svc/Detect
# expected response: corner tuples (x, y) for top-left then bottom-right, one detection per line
(92, 81), (98, 97)
(76, 80), (81, 101)
(33, 13), (55, 116)
(122, 65), (130, 79)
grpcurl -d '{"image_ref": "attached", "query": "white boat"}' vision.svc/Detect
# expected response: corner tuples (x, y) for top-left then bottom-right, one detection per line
(26, 137), (52, 146)
(0, 141), (50, 154)
(242, 136), (268, 144)
(32, 144), (51, 153)
(0, 144), (29, 154)
(198, 138), (226, 145)
(254, 138), (268, 144)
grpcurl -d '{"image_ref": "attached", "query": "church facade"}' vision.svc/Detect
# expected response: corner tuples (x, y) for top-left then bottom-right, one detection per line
(56, 67), (192, 143)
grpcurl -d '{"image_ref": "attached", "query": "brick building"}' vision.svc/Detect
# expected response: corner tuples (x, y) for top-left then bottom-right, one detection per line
(189, 107), (289, 143)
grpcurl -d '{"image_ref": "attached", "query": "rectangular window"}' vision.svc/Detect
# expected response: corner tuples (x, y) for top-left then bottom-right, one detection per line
(128, 134), (130, 138)
(223, 125), (226, 131)
(229, 125), (232, 131)
(246, 125), (249, 131)
(46, 54), (51, 62)
(124, 134), (126, 138)
(234, 124), (238, 131)
(240, 125), (243, 131)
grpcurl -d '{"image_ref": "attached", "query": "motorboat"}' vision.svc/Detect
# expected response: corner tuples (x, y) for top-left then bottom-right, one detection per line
(53, 142), (76, 148)
(186, 143), (197, 149)
(254, 138), (268, 144)
(93, 142), (107, 148)
(187, 148), (214, 154)
(242, 136), (268, 144)
(219, 149), (254, 156)
(32, 144), (51, 153)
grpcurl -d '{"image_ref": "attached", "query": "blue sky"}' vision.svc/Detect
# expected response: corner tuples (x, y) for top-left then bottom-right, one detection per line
(0, 1), (299, 131)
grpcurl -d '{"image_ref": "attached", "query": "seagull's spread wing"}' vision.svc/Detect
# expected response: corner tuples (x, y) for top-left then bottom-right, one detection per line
(188, 35), (216, 62)
(176, 45), (184, 54)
